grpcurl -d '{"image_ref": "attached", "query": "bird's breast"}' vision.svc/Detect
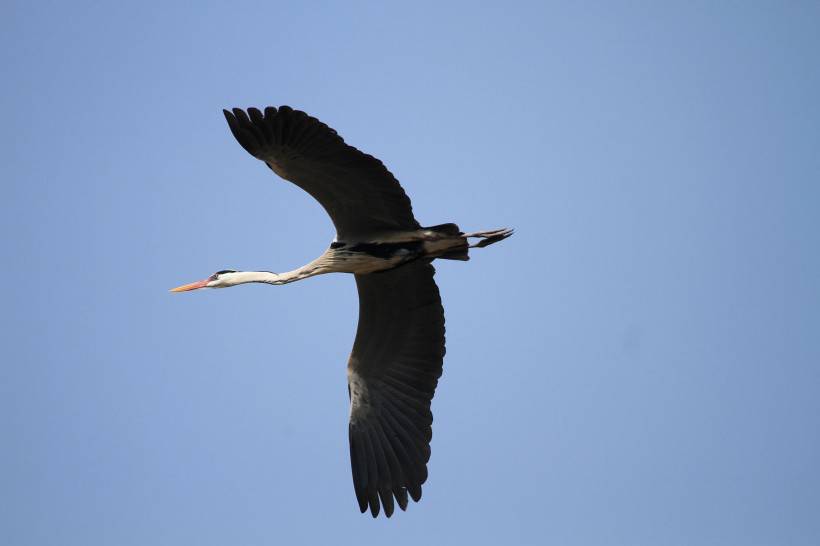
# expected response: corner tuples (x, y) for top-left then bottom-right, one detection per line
(326, 241), (424, 274)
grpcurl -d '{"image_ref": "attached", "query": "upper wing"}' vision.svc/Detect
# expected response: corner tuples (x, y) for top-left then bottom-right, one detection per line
(347, 260), (445, 517)
(223, 106), (420, 239)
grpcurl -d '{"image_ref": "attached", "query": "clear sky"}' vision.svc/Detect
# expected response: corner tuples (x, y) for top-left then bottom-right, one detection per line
(2, 1), (819, 545)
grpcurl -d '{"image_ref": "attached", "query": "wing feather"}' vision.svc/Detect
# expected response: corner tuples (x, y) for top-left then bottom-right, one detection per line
(223, 106), (420, 239)
(347, 260), (445, 517)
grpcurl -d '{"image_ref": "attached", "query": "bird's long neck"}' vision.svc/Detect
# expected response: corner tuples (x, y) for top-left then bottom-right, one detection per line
(226, 253), (332, 287)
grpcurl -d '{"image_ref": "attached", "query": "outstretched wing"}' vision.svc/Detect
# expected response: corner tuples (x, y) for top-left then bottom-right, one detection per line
(223, 106), (420, 239)
(348, 260), (445, 517)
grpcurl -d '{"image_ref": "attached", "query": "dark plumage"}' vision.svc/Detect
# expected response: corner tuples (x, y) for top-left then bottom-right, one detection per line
(223, 106), (420, 239)
(348, 260), (444, 516)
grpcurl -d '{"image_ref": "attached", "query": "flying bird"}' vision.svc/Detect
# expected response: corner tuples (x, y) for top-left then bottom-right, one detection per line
(171, 106), (512, 517)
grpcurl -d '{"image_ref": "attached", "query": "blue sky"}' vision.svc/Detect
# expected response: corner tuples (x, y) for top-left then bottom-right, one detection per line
(2, 1), (819, 544)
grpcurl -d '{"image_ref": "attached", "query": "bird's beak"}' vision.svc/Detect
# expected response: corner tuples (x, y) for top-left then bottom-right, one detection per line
(169, 279), (209, 292)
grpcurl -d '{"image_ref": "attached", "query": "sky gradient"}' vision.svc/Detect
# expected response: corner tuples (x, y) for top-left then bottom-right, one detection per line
(3, 1), (819, 545)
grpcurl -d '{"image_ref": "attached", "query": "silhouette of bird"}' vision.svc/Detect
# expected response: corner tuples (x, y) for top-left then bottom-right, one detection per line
(172, 106), (512, 517)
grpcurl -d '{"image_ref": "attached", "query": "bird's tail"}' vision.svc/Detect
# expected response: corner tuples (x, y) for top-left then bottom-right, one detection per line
(425, 225), (513, 261)
(464, 227), (515, 248)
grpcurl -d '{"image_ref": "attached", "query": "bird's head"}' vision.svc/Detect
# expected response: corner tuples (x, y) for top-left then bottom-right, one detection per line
(170, 269), (239, 292)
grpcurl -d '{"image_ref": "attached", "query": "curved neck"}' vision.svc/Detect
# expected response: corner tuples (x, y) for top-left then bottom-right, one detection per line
(223, 254), (332, 287)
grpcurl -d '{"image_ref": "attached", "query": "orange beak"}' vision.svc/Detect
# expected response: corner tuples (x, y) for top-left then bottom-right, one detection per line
(169, 279), (210, 292)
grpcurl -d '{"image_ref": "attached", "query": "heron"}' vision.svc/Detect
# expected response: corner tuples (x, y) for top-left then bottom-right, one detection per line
(171, 106), (512, 517)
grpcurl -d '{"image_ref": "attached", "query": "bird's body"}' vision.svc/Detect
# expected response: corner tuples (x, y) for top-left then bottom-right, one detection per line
(172, 106), (511, 517)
